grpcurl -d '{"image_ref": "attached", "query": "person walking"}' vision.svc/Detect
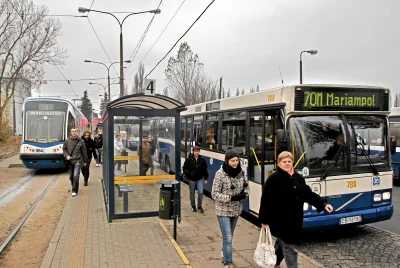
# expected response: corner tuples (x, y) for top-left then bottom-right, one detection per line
(183, 146), (208, 213)
(94, 131), (103, 166)
(148, 135), (156, 175)
(63, 128), (88, 196)
(259, 151), (334, 268)
(211, 149), (249, 268)
(81, 131), (97, 186)
(137, 135), (151, 175)
(114, 133), (124, 171)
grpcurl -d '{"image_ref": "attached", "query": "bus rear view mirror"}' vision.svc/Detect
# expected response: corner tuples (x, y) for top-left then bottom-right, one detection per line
(390, 136), (396, 155)
(277, 129), (287, 153)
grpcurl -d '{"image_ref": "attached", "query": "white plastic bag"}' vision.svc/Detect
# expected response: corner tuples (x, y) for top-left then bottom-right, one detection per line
(254, 226), (277, 268)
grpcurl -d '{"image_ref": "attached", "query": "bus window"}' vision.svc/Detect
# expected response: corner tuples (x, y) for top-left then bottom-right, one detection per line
(206, 114), (218, 151)
(222, 111), (246, 154)
(193, 115), (204, 147)
(390, 122), (400, 146)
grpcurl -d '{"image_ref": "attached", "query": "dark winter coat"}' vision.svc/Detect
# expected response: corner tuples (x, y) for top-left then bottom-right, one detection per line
(183, 154), (209, 181)
(94, 135), (103, 149)
(81, 136), (98, 160)
(63, 136), (88, 165)
(258, 167), (327, 244)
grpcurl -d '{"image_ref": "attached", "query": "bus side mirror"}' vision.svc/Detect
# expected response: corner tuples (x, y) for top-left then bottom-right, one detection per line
(276, 129), (287, 153)
(390, 136), (396, 155)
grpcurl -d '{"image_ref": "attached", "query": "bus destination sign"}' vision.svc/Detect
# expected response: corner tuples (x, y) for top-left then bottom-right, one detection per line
(295, 87), (389, 111)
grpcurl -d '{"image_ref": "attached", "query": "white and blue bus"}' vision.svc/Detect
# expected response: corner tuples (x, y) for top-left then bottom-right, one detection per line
(20, 97), (88, 169)
(389, 107), (400, 180)
(175, 84), (393, 231)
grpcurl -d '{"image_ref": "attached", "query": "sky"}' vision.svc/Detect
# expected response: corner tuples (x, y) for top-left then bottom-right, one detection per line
(31, 0), (400, 114)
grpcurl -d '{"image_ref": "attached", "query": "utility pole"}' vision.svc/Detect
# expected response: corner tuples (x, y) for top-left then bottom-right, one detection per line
(219, 77), (223, 99)
(13, 94), (16, 135)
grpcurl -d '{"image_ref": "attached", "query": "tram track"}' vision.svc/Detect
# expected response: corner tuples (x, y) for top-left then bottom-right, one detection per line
(0, 173), (61, 254)
(0, 171), (37, 204)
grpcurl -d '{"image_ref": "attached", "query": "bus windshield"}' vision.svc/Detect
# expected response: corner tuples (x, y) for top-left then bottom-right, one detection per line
(288, 115), (389, 176)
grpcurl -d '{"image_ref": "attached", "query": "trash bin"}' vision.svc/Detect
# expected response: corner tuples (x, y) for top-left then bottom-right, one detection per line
(157, 179), (179, 220)
(159, 187), (174, 220)
(121, 149), (128, 164)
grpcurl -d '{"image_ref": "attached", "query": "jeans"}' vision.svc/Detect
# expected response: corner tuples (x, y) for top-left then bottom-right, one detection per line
(114, 160), (122, 170)
(81, 159), (91, 182)
(188, 179), (204, 208)
(69, 162), (81, 193)
(275, 237), (298, 268)
(217, 216), (239, 266)
(149, 157), (154, 175)
(95, 148), (103, 164)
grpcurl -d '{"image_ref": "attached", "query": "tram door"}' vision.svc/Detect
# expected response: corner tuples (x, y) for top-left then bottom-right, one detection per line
(248, 112), (277, 214)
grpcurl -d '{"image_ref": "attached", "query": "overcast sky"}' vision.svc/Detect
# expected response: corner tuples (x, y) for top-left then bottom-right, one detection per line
(32, 0), (400, 113)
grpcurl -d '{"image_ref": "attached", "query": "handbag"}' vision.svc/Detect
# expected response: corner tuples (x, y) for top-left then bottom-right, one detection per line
(254, 226), (277, 268)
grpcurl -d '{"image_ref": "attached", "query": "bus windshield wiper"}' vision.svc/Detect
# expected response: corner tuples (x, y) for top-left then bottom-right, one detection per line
(320, 144), (345, 181)
(356, 138), (379, 175)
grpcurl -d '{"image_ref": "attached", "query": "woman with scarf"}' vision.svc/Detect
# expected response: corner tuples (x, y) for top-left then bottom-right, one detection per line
(211, 148), (250, 268)
(81, 131), (97, 186)
(259, 151), (334, 268)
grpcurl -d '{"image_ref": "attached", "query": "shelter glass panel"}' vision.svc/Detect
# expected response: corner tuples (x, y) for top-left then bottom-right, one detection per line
(113, 115), (176, 215)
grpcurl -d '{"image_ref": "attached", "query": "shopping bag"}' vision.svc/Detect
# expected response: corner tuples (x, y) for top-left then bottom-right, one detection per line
(254, 226), (277, 268)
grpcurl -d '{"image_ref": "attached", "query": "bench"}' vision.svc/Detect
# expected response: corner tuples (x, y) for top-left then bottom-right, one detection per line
(116, 184), (134, 212)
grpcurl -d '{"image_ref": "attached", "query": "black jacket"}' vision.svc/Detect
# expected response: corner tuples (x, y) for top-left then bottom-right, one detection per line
(94, 135), (103, 149)
(63, 136), (88, 165)
(258, 167), (327, 244)
(183, 154), (208, 181)
(81, 136), (98, 160)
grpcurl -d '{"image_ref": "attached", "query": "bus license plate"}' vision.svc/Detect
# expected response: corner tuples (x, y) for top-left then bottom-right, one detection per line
(340, 216), (362, 225)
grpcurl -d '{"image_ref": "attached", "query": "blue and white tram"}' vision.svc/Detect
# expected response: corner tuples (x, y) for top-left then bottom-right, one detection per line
(178, 84), (393, 231)
(19, 97), (88, 169)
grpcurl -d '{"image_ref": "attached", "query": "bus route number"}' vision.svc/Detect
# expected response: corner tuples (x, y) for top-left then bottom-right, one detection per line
(347, 180), (357, 188)
(268, 94), (275, 102)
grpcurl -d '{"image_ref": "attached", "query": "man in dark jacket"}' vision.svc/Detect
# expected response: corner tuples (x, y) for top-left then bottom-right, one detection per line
(94, 132), (103, 166)
(63, 128), (88, 196)
(148, 135), (156, 175)
(183, 146), (208, 213)
(81, 131), (97, 186)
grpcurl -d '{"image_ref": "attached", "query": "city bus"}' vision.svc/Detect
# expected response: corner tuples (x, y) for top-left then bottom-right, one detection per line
(175, 84), (393, 231)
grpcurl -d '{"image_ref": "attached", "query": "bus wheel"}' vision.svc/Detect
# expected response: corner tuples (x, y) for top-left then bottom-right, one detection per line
(165, 156), (171, 174)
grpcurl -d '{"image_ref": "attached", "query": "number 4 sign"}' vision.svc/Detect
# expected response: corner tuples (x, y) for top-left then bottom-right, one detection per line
(144, 79), (156, 95)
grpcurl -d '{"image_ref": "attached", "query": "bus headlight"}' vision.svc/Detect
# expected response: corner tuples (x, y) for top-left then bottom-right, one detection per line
(382, 192), (391, 200)
(373, 193), (382, 202)
(303, 203), (309, 211)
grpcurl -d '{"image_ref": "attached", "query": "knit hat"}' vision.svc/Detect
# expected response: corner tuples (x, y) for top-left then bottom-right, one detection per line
(225, 148), (240, 163)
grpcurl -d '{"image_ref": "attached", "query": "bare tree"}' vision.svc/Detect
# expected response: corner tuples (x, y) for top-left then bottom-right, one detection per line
(236, 87), (240, 96)
(162, 87), (168, 97)
(131, 63), (145, 94)
(226, 89), (230, 98)
(256, 84), (260, 92)
(0, 0), (67, 125)
(241, 89), (245, 95)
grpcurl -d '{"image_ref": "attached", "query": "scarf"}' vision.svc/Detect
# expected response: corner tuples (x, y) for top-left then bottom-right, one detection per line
(222, 162), (242, 178)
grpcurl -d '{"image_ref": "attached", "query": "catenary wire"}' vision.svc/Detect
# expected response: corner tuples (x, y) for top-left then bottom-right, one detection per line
(146, 0), (216, 78)
(126, 0), (186, 79)
(51, 63), (79, 97)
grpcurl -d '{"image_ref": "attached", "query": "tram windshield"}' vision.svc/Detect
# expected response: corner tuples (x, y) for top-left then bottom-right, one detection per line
(288, 115), (389, 176)
(24, 101), (67, 143)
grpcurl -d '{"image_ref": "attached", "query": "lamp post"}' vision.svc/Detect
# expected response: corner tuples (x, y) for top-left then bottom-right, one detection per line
(79, 7), (161, 97)
(300, 50), (318, 84)
(89, 82), (119, 101)
(84, 60), (130, 100)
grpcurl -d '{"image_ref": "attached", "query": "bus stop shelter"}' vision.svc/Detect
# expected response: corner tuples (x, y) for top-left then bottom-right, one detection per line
(101, 93), (186, 223)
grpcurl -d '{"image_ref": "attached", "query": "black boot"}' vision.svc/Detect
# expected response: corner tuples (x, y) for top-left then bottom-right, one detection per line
(84, 181), (88, 186)
(192, 206), (197, 212)
(198, 207), (204, 213)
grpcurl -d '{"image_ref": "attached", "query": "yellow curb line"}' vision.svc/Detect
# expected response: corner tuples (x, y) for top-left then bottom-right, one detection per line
(158, 220), (192, 268)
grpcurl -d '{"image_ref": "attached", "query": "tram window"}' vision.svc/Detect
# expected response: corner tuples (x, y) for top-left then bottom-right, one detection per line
(222, 113), (246, 154)
(67, 112), (75, 135)
(193, 115), (204, 147)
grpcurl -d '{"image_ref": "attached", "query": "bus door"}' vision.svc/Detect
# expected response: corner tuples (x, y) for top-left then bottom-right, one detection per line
(247, 112), (277, 214)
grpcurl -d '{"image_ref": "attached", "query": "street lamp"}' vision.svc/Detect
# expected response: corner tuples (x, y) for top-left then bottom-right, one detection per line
(300, 50), (318, 84)
(84, 60), (130, 99)
(78, 7), (161, 97)
(89, 82), (119, 101)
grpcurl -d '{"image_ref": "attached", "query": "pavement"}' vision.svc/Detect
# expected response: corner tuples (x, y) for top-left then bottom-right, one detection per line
(0, 153), (323, 268)
(0, 153), (23, 168)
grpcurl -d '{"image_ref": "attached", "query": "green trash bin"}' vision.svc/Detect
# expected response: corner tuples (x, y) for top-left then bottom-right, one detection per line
(159, 187), (174, 220)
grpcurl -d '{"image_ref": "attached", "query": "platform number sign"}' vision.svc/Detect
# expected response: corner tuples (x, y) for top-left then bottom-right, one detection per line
(144, 79), (156, 95)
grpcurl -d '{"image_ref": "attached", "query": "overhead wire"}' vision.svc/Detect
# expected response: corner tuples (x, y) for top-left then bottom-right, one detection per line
(42, 77), (118, 82)
(85, 16), (120, 78)
(51, 63), (79, 97)
(124, 0), (163, 74)
(126, 0), (187, 79)
(146, 0), (216, 78)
